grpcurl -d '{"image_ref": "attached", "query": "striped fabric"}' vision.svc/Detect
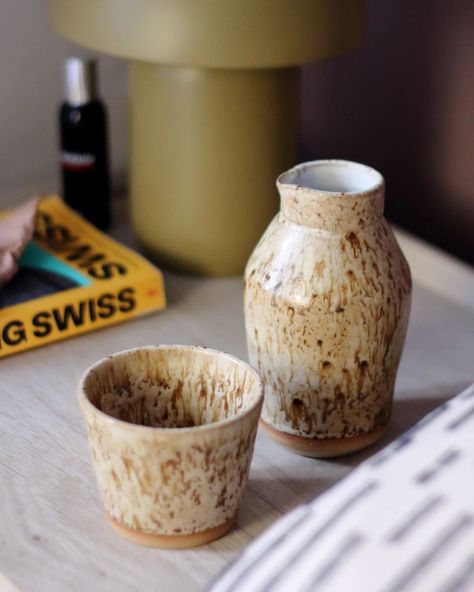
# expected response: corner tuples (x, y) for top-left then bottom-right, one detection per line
(208, 384), (474, 592)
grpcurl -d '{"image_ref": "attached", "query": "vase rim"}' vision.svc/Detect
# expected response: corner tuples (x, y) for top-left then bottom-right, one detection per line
(277, 159), (384, 197)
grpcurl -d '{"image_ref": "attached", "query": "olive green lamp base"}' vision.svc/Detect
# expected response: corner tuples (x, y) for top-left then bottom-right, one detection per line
(130, 63), (297, 275)
(50, 0), (363, 275)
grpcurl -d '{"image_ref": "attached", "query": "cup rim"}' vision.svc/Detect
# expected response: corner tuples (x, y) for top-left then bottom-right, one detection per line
(277, 159), (384, 197)
(77, 344), (264, 434)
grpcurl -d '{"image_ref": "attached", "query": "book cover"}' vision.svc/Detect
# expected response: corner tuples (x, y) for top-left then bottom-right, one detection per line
(0, 196), (166, 358)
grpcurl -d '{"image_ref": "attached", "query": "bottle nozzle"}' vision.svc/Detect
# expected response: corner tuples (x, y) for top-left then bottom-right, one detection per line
(64, 58), (96, 106)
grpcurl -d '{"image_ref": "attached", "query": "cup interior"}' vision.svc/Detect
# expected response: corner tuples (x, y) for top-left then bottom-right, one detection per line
(81, 346), (262, 429)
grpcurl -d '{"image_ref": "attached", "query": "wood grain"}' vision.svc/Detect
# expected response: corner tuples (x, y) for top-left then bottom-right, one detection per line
(0, 223), (473, 592)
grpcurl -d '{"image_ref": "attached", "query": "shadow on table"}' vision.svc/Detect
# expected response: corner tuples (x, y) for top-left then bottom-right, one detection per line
(163, 271), (239, 307)
(162, 271), (201, 306)
(236, 475), (327, 541)
(237, 382), (468, 539)
(336, 382), (470, 469)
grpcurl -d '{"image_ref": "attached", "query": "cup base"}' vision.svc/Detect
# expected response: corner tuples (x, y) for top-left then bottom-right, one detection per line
(260, 419), (386, 458)
(108, 513), (238, 549)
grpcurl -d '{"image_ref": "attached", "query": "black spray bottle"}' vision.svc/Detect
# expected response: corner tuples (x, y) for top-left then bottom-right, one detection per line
(59, 58), (110, 229)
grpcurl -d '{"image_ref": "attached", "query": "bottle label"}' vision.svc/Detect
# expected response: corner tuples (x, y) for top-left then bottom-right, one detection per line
(60, 151), (95, 171)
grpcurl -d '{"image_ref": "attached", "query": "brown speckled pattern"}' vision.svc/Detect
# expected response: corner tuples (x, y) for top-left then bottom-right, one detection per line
(244, 161), (411, 445)
(78, 346), (263, 537)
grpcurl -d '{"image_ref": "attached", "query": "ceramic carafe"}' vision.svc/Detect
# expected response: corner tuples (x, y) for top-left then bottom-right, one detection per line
(244, 160), (411, 457)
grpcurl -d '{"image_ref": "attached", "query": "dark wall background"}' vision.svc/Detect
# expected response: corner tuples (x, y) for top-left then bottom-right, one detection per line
(300, 0), (473, 264)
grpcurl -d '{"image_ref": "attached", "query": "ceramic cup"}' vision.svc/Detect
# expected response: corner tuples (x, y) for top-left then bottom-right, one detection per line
(78, 345), (264, 548)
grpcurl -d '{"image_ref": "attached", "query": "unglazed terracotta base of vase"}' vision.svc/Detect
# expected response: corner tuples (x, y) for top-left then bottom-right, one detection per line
(245, 160), (411, 458)
(108, 513), (238, 549)
(78, 345), (263, 548)
(260, 419), (386, 458)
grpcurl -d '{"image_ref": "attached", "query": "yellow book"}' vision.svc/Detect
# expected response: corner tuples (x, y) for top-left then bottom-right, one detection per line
(0, 196), (166, 358)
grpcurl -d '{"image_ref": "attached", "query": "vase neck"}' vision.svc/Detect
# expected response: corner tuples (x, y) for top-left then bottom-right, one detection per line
(278, 160), (384, 233)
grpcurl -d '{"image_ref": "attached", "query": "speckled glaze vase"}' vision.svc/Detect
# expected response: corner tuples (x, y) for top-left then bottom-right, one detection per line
(78, 345), (263, 548)
(244, 160), (411, 457)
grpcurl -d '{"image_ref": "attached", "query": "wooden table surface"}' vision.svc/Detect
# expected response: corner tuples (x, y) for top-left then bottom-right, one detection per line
(1, 217), (473, 592)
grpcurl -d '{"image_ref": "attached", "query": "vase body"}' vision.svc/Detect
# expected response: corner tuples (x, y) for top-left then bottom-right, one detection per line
(244, 160), (412, 457)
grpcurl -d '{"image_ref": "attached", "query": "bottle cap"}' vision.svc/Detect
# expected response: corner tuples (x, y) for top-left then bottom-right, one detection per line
(64, 58), (97, 106)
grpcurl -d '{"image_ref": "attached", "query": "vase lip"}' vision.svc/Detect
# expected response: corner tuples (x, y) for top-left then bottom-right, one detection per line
(277, 159), (384, 198)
